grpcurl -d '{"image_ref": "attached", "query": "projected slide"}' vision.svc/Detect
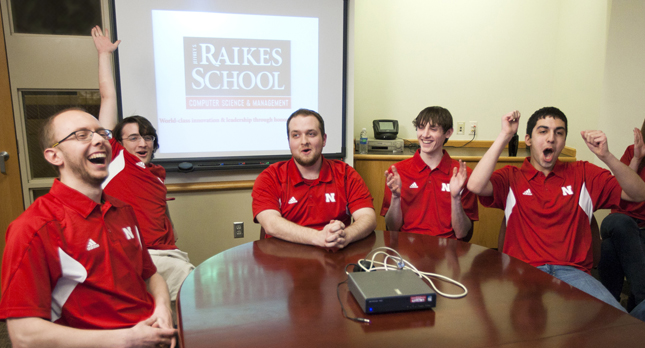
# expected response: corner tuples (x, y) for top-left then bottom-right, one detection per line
(152, 11), (317, 155)
(113, 0), (346, 166)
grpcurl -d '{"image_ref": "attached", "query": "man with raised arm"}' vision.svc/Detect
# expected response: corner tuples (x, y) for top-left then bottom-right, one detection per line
(598, 120), (645, 318)
(252, 108), (377, 249)
(0, 109), (176, 347)
(381, 106), (478, 239)
(467, 107), (645, 317)
(92, 26), (194, 302)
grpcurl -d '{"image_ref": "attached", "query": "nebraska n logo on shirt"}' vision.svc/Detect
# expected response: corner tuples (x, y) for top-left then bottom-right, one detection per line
(561, 185), (573, 196)
(122, 226), (143, 248)
(441, 183), (450, 192)
(325, 193), (335, 203)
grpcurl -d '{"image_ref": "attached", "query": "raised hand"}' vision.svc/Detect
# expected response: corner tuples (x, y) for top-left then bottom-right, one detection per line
(91, 25), (120, 54)
(634, 128), (645, 161)
(450, 160), (468, 199)
(581, 130), (609, 159)
(501, 110), (521, 136)
(384, 165), (402, 198)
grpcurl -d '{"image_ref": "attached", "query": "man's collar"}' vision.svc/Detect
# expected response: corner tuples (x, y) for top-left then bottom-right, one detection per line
(49, 179), (104, 218)
(521, 157), (564, 180)
(412, 149), (452, 174)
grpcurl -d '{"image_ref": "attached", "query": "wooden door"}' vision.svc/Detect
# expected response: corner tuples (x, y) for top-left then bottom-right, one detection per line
(0, 11), (25, 265)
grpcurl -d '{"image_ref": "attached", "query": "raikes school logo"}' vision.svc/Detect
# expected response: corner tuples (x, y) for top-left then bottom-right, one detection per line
(184, 37), (291, 109)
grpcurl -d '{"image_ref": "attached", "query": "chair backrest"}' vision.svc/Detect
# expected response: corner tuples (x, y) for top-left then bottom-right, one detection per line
(498, 215), (601, 268)
(259, 227), (266, 240)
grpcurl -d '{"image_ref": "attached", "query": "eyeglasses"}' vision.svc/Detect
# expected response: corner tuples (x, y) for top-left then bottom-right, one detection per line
(52, 129), (113, 148)
(124, 134), (155, 143)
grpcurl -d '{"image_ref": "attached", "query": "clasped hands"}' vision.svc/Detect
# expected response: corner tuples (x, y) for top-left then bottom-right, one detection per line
(316, 220), (346, 251)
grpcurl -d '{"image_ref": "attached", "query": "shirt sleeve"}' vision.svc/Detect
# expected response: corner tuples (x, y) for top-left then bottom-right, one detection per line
(252, 167), (282, 222)
(140, 242), (157, 280)
(620, 145), (634, 166)
(345, 165), (375, 214)
(0, 222), (59, 320)
(109, 137), (124, 160)
(478, 166), (512, 209)
(461, 166), (479, 221)
(584, 161), (622, 210)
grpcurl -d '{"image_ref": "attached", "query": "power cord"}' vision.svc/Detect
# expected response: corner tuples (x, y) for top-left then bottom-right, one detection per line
(352, 247), (468, 298)
(456, 126), (476, 148)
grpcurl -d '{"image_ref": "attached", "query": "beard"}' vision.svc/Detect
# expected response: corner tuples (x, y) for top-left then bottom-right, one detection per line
(64, 152), (108, 186)
(293, 151), (321, 167)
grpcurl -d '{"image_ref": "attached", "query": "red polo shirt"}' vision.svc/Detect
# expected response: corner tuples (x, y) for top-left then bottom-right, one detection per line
(252, 157), (374, 232)
(479, 158), (622, 272)
(0, 179), (156, 329)
(612, 145), (645, 226)
(103, 138), (176, 250)
(380, 150), (479, 238)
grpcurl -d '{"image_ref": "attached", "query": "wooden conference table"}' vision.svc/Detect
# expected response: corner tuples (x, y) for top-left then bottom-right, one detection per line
(177, 231), (645, 347)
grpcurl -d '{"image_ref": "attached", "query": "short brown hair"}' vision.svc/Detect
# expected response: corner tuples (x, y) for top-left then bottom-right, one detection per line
(286, 108), (325, 136)
(412, 106), (453, 144)
(113, 116), (160, 157)
(526, 107), (568, 139)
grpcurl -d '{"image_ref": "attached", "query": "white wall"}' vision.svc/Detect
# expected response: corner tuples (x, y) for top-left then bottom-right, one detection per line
(353, 0), (611, 162)
(601, 0), (645, 162)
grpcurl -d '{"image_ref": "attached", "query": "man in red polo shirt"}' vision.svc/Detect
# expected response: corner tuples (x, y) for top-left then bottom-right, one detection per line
(252, 109), (376, 249)
(598, 122), (645, 319)
(381, 106), (478, 239)
(0, 109), (176, 347)
(468, 107), (645, 318)
(92, 26), (194, 302)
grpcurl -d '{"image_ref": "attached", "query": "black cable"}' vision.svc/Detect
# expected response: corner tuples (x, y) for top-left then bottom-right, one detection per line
(456, 127), (476, 148)
(337, 277), (371, 324)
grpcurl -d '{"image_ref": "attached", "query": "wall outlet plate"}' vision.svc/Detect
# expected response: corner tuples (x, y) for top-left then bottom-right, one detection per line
(234, 222), (244, 238)
(457, 122), (465, 135)
(469, 121), (478, 135)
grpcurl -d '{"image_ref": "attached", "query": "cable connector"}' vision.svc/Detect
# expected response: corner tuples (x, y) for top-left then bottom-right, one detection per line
(353, 318), (371, 324)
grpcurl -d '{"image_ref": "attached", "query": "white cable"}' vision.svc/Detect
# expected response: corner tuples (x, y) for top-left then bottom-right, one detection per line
(352, 247), (468, 299)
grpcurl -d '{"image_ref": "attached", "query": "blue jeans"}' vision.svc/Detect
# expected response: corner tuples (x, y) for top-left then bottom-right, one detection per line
(537, 264), (626, 312)
(631, 298), (645, 321)
(598, 213), (645, 310)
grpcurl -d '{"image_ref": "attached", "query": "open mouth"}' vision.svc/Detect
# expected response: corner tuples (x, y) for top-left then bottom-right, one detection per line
(136, 151), (148, 157)
(302, 148), (312, 155)
(543, 148), (554, 161)
(88, 153), (106, 165)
